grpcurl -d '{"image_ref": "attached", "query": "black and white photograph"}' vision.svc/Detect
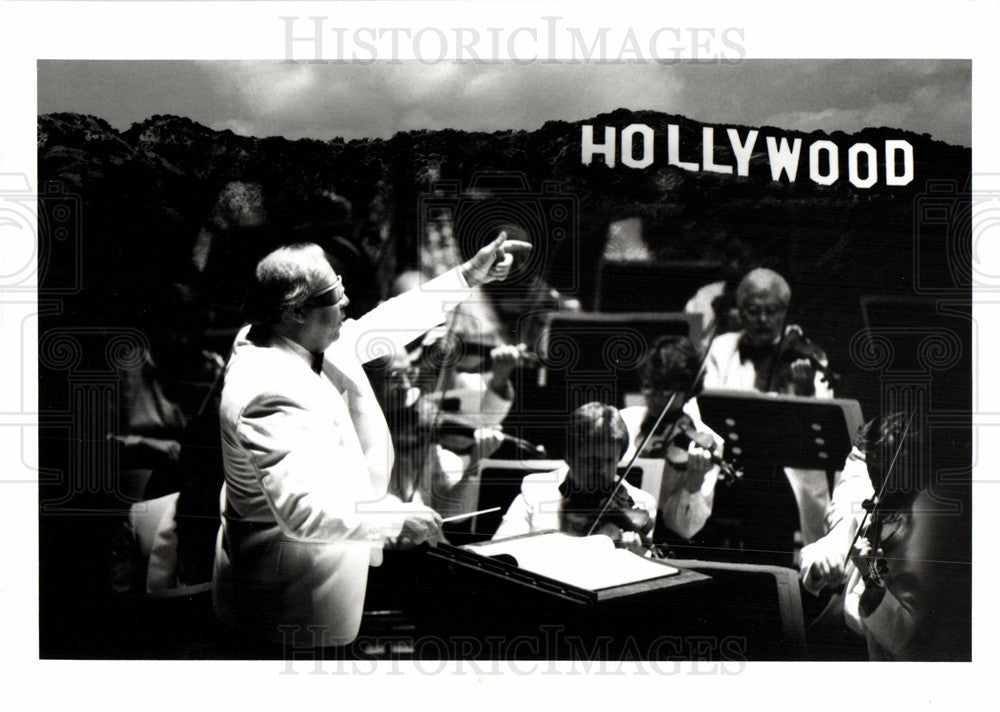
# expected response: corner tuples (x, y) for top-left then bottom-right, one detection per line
(2, 0), (997, 703)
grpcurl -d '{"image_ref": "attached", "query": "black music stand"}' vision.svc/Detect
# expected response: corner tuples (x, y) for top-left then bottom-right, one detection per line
(693, 390), (864, 565)
(594, 259), (726, 313)
(411, 538), (805, 660)
(697, 389), (864, 472)
(433, 531), (708, 604)
(501, 310), (700, 457)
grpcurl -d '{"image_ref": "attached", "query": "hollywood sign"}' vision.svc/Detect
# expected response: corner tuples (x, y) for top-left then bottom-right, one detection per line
(581, 123), (914, 188)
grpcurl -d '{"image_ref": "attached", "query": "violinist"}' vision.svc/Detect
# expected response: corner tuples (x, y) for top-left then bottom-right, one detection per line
(841, 414), (970, 661)
(376, 333), (523, 521)
(703, 267), (834, 398)
(619, 335), (724, 543)
(492, 402), (657, 553)
(702, 267), (837, 563)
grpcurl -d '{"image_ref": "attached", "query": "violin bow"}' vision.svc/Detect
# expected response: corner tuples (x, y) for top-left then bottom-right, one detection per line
(843, 411), (916, 565)
(416, 302), (468, 494)
(584, 318), (721, 538)
(426, 305), (462, 433)
(194, 350), (226, 419)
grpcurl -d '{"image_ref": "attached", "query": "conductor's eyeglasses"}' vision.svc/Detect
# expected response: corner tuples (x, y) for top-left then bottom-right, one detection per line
(303, 278), (344, 308)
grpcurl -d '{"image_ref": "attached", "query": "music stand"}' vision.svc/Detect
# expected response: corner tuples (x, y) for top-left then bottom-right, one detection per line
(594, 259), (726, 313)
(696, 389), (864, 472)
(691, 390), (865, 566)
(501, 311), (699, 457)
(537, 310), (700, 403)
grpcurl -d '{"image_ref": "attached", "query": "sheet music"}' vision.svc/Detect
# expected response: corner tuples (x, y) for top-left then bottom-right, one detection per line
(468, 532), (678, 591)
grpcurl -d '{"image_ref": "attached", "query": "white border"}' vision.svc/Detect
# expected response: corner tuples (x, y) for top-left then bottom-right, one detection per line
(1, 1), (997, 708)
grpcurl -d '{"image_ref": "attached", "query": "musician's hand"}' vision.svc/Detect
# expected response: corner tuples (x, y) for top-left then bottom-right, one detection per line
(617, 530), (646, 555)
(397, 504), (445, 548)
(849, 536), (882, 584)
(473, 427), (505, 460)
(601, 525), (645, 554)
(460, 232), (514, 286)
(799, 539), (848, 594)
(789, 357), (815, 383)
(590, 523), (645, 555)
(488, 343), (523, 385)
(684, 441), (714, 490)
(108, 433), (181, 463)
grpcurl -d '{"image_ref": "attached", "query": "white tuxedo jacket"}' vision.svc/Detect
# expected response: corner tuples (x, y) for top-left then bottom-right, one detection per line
(213, 268), (471, 645)
(703, 330), (853, 548)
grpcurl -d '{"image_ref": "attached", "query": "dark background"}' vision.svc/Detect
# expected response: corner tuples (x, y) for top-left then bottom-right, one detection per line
(36, 109), (972, 658)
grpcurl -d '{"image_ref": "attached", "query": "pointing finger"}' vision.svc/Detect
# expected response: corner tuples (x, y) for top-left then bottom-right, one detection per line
(485, 231), (507, 251)
(503, 239), (533, 258)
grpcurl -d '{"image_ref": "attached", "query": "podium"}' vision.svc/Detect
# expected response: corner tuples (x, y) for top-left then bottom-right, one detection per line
(430, 531), (708, 603)
(366, 533), (808, 660)
(408, 532), (716, 659)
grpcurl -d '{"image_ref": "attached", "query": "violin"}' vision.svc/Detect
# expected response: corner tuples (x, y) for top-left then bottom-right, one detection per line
(418, 333), (538, 374)
(777, 327), (841, 385)
(432, 420), (546, 458)
(559, 478), (654, 542)
(640, 411), (743, 486)
(456, 339), (538, 371)
(601, 486), (655, 538)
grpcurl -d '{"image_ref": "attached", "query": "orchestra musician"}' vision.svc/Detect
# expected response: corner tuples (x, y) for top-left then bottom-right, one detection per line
(377, 334), (525, 520)
(618, 335), (725, 544)
(701, 267), (854, 569)
(374, 268), (540, 519)
(704, 267), (833, 397)
(492, 402), (657, 553)
(212, 234), (516, 647)
(842, 414), (970, 661)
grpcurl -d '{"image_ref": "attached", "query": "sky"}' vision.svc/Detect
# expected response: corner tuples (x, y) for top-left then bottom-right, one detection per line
(36, 59), (971, 146)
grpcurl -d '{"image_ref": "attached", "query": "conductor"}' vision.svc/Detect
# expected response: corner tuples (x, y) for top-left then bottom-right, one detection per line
(213, 234), (516, 646)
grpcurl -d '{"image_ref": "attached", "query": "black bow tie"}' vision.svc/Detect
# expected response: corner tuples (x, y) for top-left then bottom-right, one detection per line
(310, 351), (324, 375)
(738, 338), (775, 363)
